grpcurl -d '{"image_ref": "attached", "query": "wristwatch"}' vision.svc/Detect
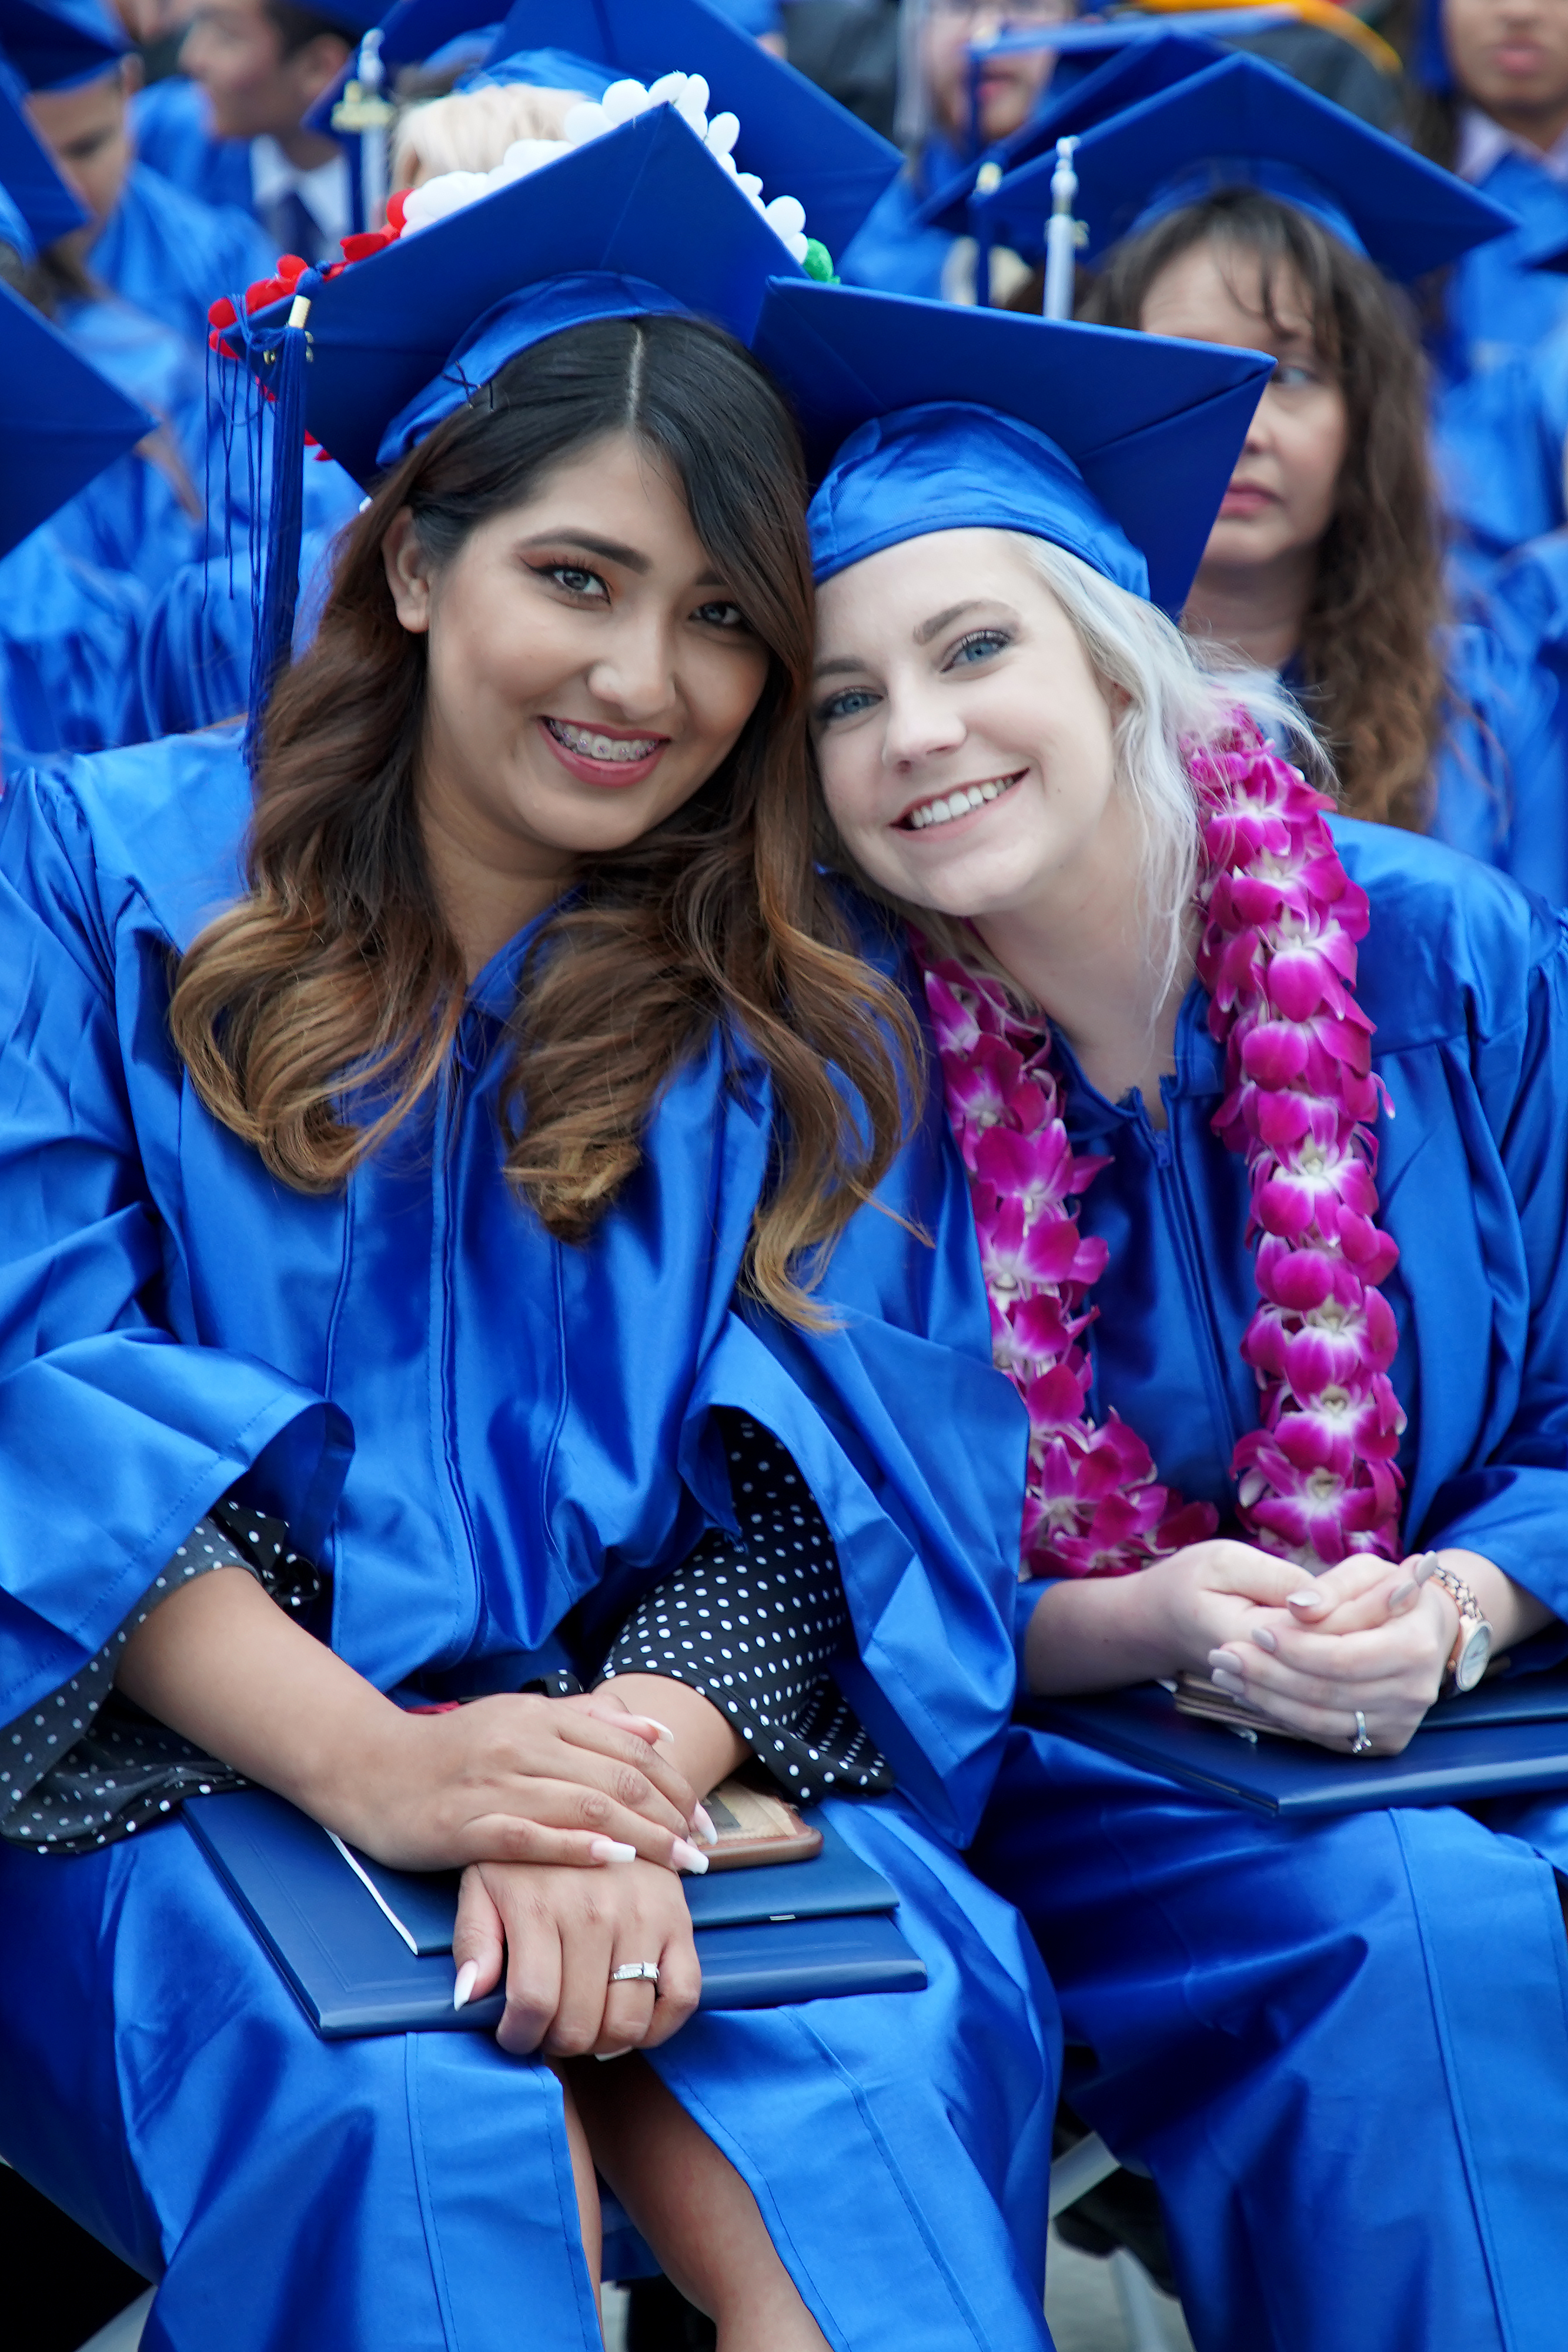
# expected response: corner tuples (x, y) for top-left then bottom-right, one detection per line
(1428, 1563), (1494, 1695)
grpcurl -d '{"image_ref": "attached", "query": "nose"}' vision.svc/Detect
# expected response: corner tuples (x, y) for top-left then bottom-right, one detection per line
(586, 610), (679, 726)
(881, 672), (968, 771)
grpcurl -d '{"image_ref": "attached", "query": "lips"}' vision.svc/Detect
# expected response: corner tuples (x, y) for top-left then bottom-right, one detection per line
(539, 716), (670, 787)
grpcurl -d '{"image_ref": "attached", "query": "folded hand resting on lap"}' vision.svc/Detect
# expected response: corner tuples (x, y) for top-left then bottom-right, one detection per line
(453, 1854), (703, 2057)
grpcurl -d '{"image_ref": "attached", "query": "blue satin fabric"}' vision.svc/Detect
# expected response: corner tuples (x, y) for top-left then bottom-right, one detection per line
(133, 518), (343, 741)
(1425, 620), (1568, 907)
(0, 727), (1056, 2344)
(88, 160), (273, 355)
(974, 823), (1568, 2347)
(974, 1735), (1568, 2352)
(0, 1792), (1059, 2352)
(1438, 151), (1568, 389)
(131, 76), (256, 221)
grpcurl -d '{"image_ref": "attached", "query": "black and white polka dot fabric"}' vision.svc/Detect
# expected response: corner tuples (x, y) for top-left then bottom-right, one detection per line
(1, 1497), (322, 1855)
(599, 1414), (892, 1804)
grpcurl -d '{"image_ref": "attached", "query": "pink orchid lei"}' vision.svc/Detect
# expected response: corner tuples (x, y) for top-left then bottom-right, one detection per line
(915, 714), (1407, 1579)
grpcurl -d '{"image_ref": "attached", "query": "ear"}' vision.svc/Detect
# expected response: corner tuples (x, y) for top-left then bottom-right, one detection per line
(296, 31), (352, 105)
(382, 507), (433, 636)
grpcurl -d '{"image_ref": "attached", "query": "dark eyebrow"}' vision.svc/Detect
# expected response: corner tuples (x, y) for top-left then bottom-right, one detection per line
(519, 530), (651, 575)
(812, 655), (867, 680)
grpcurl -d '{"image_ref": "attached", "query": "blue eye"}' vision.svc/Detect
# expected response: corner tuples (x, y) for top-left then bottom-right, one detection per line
(694, 600), (747, 630)
(1273, 362), (1323, 391)
(947, 629), (1011, 668)
(815, 686), (879, 726)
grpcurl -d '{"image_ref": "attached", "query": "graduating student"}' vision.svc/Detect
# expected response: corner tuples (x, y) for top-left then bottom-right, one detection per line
(0, 102), (1060, 2352)
(133, 0), (373, 260)
(768, 268), (1568, 2352)
(981, 52), (1568, 900)
(0, 0), (273, 352)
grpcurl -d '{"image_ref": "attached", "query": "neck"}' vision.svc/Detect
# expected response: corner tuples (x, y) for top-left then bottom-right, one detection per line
(1479, 92), (1568, 151)
(970, 813), (1193, 1124)
(417, 774), (574, 986)
(272, 123), (342, 172)
(1182, 543), (1317, 676)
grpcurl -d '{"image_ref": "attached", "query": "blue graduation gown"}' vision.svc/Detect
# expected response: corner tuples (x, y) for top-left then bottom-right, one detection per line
(89, 159), (273, 355)
(1439, 149), (1568, 386)
(1426, 619), (1568, 905)
(0, 732), (1058, 2350)
(974, 821), (1568, 2352)
(0, 520), (147, 766)
(131, 75), (255, 220)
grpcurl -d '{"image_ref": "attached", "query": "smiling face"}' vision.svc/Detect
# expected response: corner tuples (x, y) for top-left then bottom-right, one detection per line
(1139, 238), (1348, 590)
(811, 527), (1132, 924)
(384, 429), (770, 965)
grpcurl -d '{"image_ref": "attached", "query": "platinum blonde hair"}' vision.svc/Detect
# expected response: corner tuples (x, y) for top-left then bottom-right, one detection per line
(819, 530), (1325, 1017)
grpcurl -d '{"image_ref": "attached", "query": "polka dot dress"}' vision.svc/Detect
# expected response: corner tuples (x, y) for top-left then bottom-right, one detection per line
(0, 1497), (322, 1856)
(599, 1414), (892, 1805)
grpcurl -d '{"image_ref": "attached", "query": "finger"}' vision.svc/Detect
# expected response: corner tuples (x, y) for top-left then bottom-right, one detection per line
(1208, 1638), (1440, 1719)
(450, 1786), (709, 1874)
(640, 1923), (703, 2051)
(452, 1866), (506, 2009)
(1221, 1611), (1446, 1690)
(542, 1891), (618, 2059)
(1223, 1685), (1417, 1757)
(492, 1890), (564, 2058)
(549, 1719), (701, 1833)
(1279, 1552), (1394, 1623)
(574, 1692), (678, 1752)
(593, 1969), (660, 2059)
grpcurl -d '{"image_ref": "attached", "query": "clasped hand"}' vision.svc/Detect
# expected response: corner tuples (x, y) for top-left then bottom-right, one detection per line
(1154, 1540), (1457, 1756)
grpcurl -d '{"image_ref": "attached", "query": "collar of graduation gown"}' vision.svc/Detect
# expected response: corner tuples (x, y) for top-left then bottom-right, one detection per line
(58, 725), (561, 1013)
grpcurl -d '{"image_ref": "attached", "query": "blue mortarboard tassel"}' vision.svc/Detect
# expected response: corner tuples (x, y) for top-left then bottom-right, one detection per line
(245, 268), (322, 761)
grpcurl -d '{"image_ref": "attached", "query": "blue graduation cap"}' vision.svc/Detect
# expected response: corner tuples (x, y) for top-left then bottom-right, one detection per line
(0, 273), (149, 554)
(915, 29), (1226, 242)
(998, 51), (1514, 283)
(224, 100), (805, 734)
(0, 0), (125, 91)
(750, 278), (1272, 614)
(1411, 0), (1449, 93)
(0, 62), (88, 245)
(308, 0), (899, 262)
(305, 0), (393, 32)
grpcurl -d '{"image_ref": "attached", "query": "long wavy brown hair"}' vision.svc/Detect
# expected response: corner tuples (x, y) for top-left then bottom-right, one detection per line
(1082, 190), (1450, 828)
(169, 313), (920, 1325)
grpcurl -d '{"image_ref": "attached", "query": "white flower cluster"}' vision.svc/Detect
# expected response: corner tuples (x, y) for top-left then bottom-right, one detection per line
(401, 69), (811, 260)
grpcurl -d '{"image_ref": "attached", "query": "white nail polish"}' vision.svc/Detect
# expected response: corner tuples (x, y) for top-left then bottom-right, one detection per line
(589, 1837), (637, 1864)
(693, 1803), (718, 1846)
(453, 1959), (479, 2011)
(594, 2046), (634, 2061)
(673, 1838), (709, 1875)
(644, 1719), (676, 1748)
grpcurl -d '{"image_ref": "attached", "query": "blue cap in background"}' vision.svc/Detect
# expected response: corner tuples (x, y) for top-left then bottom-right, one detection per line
(995, 51), (1514, 282)
(309, 0), (898, 263)
(0, 62), (88, 245)
(751, 278), (1272, 614)
(1411, 0), (1450, 93)
(0, 0), (125, 90)
(918, 29), (1225, 245)
(0, 273), (149, 553)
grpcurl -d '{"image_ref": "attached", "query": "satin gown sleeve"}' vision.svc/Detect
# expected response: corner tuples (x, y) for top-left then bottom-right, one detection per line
(0, 770), (351, 1754)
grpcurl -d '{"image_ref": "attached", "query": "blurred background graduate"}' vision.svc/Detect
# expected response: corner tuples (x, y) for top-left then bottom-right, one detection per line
(978, 51), (1568, 902)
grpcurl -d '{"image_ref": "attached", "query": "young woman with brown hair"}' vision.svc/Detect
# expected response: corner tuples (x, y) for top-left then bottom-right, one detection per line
(0, 128), (1057, 2352)
(987, 52), (1568, 896)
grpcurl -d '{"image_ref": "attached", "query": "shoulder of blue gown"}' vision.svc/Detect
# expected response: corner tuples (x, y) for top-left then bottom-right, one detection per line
(130, 75), (255, 216)
(838, 161), (955, 299)
(1330, 808), (1564, 1047)
(89, 161), (273, 352)
(3, 730), (252, 951)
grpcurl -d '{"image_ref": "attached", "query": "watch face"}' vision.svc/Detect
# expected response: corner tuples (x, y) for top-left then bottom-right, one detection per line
(1454, 1621), (1493, 1694)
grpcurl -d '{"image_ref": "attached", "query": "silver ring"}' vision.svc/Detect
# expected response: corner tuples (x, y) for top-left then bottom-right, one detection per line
(610, 1962), (660, 1986)
(1350, 1710), (1373, 1756)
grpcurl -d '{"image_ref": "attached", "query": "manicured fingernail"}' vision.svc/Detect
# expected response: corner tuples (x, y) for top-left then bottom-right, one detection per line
(453, 1960), (479, 2012)
(1211, 1671), (1246, 1698)
(589, 1837), (637, 1864)
(1386, 1579), (1417, 1613)
(1250, 1626), (1278, 1653)
(673, 1838), (709, 1875)
(693, 1803), (718, 1847)
(1208, 1649), (1241, 1672)
(636, 1718), (676, 1748)
(1413, 1552), (1442, 1585)
(1287, 1591), (1323, 1613)
(594, 2047), (633, 2062)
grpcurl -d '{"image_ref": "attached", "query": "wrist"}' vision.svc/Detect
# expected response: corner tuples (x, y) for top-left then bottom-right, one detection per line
(292, 1676), (417, 1845)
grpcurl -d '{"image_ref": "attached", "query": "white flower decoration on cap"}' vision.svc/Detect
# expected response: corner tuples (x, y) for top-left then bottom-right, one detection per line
(401, 67), (827, 272)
